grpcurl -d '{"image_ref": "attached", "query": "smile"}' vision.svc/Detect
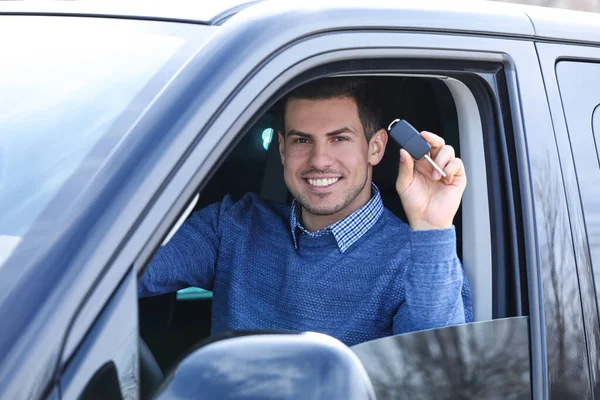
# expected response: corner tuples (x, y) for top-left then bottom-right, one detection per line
(306, 177), (340, 187)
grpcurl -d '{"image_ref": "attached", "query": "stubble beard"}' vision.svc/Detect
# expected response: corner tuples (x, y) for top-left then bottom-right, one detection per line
(288, 174), (369, 217)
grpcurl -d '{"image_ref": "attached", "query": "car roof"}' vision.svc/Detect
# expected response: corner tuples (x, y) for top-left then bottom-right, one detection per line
(0, 0), (261, 25)
(1, 0), (600, 44)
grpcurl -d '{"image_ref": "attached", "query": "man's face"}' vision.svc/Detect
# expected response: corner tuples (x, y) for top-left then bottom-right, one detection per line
(279, 97), (385, 219)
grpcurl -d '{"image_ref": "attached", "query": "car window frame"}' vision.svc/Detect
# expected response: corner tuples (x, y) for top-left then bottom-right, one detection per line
(128, 31), (550, 397)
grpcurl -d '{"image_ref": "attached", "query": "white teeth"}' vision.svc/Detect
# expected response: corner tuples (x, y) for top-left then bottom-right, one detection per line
(307, 178), (339, 187)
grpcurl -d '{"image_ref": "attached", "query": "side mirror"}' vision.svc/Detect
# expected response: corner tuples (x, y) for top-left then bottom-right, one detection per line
(154, 332), (376, 400)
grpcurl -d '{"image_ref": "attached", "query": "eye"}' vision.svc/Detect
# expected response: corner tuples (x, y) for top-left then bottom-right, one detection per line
(333, 136), (349, 142)
(293, 137), (308, 144)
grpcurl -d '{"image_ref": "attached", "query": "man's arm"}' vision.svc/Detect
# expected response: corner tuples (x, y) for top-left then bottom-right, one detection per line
(393, 227), (472, 334)
(390, 129), (472, 332)
(138, 197), (232, 297)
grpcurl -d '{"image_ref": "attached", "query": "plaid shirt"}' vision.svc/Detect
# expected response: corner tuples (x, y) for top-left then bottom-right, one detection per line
(290, 183), (384, 253)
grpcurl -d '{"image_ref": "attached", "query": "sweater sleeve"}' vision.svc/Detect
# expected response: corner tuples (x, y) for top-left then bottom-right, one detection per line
(393, 227), (473, 335)
(138, 196), (234, 297)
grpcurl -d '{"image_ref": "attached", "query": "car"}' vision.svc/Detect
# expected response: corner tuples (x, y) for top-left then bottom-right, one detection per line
(1, 1), (600, 399)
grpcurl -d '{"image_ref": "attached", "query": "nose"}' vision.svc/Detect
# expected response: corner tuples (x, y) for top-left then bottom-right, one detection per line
(308, 140), (334, 170)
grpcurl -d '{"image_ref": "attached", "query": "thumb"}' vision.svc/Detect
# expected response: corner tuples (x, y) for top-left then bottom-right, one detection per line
(396, 148), (415, 194)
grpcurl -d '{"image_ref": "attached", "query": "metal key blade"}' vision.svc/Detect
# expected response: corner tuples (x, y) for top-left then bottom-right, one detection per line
(423, 154), (447, 178)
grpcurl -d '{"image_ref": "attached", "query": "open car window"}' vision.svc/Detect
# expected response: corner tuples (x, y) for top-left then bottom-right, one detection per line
(140, 61), (527, 388)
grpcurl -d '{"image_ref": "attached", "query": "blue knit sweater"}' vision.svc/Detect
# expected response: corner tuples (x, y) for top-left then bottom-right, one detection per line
(138, 193), (472, 347)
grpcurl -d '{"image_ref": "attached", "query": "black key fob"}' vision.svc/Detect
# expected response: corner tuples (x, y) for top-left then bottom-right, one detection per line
(387, 119), (430, 160)
(387, 119), (447, 177)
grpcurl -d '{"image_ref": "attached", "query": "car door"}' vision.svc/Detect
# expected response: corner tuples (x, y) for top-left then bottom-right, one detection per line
(126, 4), (578, 397)
(536, 41), (600, 398)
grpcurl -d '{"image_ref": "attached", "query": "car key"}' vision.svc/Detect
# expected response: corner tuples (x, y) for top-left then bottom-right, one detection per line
(387, 119), (447, 178)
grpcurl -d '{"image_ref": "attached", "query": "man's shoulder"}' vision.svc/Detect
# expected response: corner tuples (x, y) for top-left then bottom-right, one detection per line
(345, 207), (411, 253)
(218, 192), (291, 226)
(377, 208), (411, 233)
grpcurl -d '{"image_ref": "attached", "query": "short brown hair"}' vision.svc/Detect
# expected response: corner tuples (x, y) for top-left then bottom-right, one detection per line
(278, 77), (382, 142)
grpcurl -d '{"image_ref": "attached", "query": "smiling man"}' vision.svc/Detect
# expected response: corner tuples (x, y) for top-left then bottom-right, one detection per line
(139, 78), (472, 346)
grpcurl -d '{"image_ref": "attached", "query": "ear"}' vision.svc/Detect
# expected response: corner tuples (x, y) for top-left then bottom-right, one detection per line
(368, 128), (388, 166)
(278, 131), (286, 165)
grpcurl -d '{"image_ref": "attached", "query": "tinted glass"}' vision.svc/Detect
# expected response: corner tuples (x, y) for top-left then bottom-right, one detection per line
(351, 317), (530, 399)
(556, 61), (600, 322)
(0, 16), (212, 269)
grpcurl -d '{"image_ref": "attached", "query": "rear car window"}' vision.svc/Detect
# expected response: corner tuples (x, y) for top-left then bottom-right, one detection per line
(555, 60), (600, 322)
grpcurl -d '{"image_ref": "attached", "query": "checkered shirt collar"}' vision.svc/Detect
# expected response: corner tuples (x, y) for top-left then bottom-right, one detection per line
(290, 183), (384, 253)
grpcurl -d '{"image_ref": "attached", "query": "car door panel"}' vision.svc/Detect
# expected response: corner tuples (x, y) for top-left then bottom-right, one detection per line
(60, 270), (138, 400)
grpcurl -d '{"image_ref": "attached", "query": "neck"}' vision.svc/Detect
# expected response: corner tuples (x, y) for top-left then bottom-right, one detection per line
(301, 183), (372, 232)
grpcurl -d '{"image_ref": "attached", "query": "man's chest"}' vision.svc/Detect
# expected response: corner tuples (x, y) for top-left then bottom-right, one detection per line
(212, 245), (402, 321)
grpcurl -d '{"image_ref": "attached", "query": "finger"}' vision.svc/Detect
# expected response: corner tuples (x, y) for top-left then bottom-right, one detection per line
(442, 158), (465, 185)
(397, 148), (415, 194)
(433, 145), (456, 176)
(420, 131), (445, 158)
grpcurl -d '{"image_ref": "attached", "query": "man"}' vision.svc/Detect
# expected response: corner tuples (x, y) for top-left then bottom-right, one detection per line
(139, 78), (472, 347)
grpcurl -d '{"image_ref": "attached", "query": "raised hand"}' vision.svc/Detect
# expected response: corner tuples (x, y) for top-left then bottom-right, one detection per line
(395, 131), (467, 231)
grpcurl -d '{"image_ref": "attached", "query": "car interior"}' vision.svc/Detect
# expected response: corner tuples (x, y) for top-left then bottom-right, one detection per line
(138, 75), (499, 374)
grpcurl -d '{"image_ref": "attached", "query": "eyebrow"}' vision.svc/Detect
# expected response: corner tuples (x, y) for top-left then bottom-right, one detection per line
(287, 127), (357, 137)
